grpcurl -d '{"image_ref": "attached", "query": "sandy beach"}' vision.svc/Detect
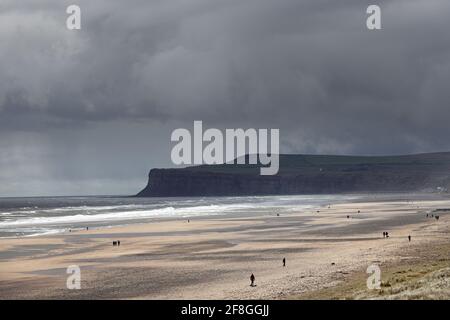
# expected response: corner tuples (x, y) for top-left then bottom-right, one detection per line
(0, 194), (449, 299)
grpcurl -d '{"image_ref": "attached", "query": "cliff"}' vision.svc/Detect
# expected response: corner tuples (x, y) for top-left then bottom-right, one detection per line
(136, 152), (450, 197)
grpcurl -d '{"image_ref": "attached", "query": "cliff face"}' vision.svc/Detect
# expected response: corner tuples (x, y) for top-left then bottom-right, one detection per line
(136, 153), (450, 197)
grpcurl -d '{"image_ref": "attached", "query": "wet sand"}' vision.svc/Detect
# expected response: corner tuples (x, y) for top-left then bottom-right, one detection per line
(0, 195), (449, 299)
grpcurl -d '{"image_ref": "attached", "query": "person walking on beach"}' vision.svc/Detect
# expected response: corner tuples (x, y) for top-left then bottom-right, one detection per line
(408, 235), (411, 242)
(250, 273), (255, 287)
(283, 258), (286, 267)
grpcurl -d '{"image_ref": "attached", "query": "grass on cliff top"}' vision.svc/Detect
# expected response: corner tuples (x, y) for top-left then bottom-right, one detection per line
(187, 153), (450, 174)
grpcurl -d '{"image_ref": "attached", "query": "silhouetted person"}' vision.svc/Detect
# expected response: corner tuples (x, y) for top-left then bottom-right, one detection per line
(86, 227), (89, 231)
(283, 258), (286, 267)
(426, 214), (429, 218)
(382, 232), (386, 238)
(358, 210), (360, 213)
(118, 240), (121, 246)
(408, 235), (411, 242)
(386, 232), (389, 238)
(250, 274), (255, 287)
(347, 215), (350, 219)
(436, 215), (440, 220)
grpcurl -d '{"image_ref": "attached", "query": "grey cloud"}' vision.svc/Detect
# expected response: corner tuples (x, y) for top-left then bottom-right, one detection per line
(1, 0), (450, 195)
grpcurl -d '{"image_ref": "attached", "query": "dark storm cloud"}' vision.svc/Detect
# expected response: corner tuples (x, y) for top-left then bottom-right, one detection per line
(1, 0), (450, 195)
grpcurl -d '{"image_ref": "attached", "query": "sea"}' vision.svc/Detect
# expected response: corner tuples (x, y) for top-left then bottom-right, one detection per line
(0, 194), (362, 238)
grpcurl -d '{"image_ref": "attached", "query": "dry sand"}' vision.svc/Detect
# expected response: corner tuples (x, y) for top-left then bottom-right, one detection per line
(0, 195), (449, 299)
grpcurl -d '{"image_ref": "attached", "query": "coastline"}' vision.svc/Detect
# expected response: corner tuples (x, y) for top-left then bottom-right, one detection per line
(0, 194), (449, 299)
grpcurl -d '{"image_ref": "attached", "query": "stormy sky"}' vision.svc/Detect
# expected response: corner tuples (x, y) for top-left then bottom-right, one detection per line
(1, 0), (450, 196)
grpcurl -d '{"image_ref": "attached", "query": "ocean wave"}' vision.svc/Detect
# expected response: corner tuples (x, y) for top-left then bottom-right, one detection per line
(0, 203), (253, 227)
